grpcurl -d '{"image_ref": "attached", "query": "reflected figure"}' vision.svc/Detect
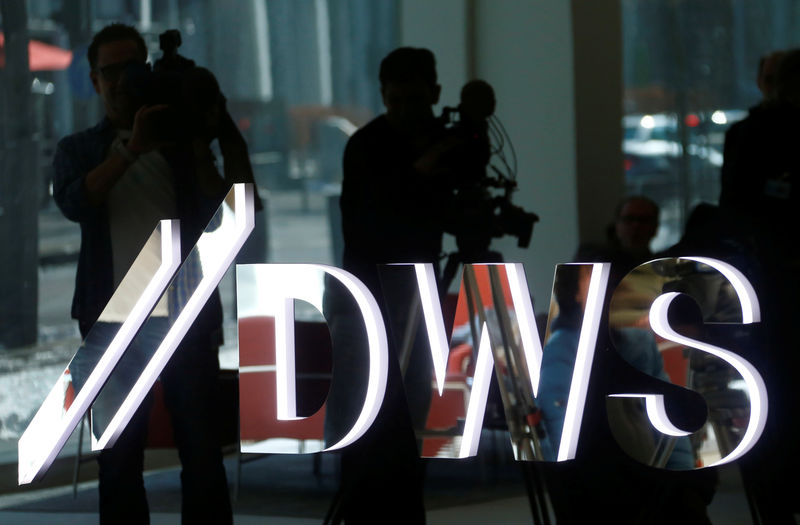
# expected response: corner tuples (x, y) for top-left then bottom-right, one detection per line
(51, 23), (255, 524)
(339, 47), (450, 289)
(720, 50), (786, 204)
(325, 47), (459, 523)
(718, 48), (800, 522)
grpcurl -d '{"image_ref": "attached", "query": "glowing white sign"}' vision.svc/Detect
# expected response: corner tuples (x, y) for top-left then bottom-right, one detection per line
(607, 257), (768, 469)
(649, 290), (767, 466)
(20, 237), (769, 484)
(556, 263), (610, 461)
(92, 183), (255, 451)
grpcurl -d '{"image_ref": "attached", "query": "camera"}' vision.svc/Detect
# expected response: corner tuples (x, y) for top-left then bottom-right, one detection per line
(438, 80), (539, 257)
(120, 29), (223, 142)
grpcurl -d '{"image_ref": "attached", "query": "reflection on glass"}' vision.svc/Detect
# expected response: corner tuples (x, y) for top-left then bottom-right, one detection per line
(607, 257), (765, 470)
(18, 219), (181, 484)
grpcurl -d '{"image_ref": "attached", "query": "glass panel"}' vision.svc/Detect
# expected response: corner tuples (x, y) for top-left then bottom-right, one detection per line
(1, 1), (395, 460)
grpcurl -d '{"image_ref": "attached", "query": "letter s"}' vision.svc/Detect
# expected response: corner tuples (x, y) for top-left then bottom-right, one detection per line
(608, 257), (767, 469)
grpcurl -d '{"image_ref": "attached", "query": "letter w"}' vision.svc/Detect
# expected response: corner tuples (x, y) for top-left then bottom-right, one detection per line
(409, 262), (609, 461)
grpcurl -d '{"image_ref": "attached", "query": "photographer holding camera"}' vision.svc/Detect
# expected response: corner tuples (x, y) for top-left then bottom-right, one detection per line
(52, 23), (251, 524)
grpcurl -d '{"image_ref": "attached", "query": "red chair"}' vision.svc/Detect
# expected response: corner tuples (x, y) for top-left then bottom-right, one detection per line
(236, 316), (332, 498)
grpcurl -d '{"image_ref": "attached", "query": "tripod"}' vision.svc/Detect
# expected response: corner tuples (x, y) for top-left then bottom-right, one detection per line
(323, 251), (553, 524)
(407, 250), (554, 525)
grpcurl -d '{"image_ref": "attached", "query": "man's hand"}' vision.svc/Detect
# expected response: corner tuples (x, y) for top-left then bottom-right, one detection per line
(126, 104), (171, 154)
(83, 104), (171, 206)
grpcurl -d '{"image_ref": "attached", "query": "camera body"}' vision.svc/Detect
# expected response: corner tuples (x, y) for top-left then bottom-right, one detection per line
(438, 80), (538, 256)
(120, 30), (221, 142)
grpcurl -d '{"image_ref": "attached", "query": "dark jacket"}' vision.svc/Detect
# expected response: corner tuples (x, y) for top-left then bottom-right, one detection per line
(53, 118), (224, 340)
(340, 115), (449, 290)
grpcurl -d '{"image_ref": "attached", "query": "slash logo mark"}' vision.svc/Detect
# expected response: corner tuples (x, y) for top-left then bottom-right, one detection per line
(18, 183), (255, 484)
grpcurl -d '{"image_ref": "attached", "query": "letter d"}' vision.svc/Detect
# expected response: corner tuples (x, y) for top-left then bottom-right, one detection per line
(237, 264), (388, 452)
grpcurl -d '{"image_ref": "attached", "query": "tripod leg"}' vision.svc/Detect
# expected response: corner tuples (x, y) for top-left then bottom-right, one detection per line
(530, 462), (552, 525)
(519, 461), (545, 525)
(72, 415), (85, 499)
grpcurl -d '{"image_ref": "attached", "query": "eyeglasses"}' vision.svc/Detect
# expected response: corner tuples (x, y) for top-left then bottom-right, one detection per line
(95, 60), (146, 82)
(618, 214), (657, 225)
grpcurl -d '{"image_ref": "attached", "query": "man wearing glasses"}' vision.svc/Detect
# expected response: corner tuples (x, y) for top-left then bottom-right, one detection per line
(53, 23), (235, 524)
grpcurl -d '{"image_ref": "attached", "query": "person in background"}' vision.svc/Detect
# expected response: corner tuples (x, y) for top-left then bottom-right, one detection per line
(720, 50), (786, 214)
(575, 195), (659, 288)
(718, 47), (800, 523)
(53, 23), (254, 524)
(323, 47), (464, 524)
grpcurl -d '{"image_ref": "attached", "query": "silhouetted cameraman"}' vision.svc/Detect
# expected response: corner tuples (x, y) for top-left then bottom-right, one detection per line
(340, 47), (454, 291)
(325, 47), (460, 524)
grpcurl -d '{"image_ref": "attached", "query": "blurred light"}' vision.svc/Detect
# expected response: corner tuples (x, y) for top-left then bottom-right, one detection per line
(728, 379), (747, 391)
(184, 18), (196, 36)
(685, 114), (700, 127)
(31, 78), (55, 95)
(711, 110), (728, 125)
(324, 116), (358, 137)
(640, 115), (655, 129)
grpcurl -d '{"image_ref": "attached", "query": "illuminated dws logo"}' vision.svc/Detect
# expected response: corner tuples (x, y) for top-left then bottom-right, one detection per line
(18, 184), (768, 484)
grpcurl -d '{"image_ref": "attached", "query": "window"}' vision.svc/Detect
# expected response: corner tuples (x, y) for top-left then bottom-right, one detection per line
(622, 0), (800, 249)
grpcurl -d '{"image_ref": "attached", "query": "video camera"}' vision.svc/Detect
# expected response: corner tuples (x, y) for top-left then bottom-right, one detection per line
(438, 80), (539, 258)
(120, 29), (222, 142)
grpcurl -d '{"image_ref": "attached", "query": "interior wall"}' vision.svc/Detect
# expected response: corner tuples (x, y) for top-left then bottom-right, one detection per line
(398, 0), (470, 112)
(571, 0), (625, 245)
(400, 0), (582, 310)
